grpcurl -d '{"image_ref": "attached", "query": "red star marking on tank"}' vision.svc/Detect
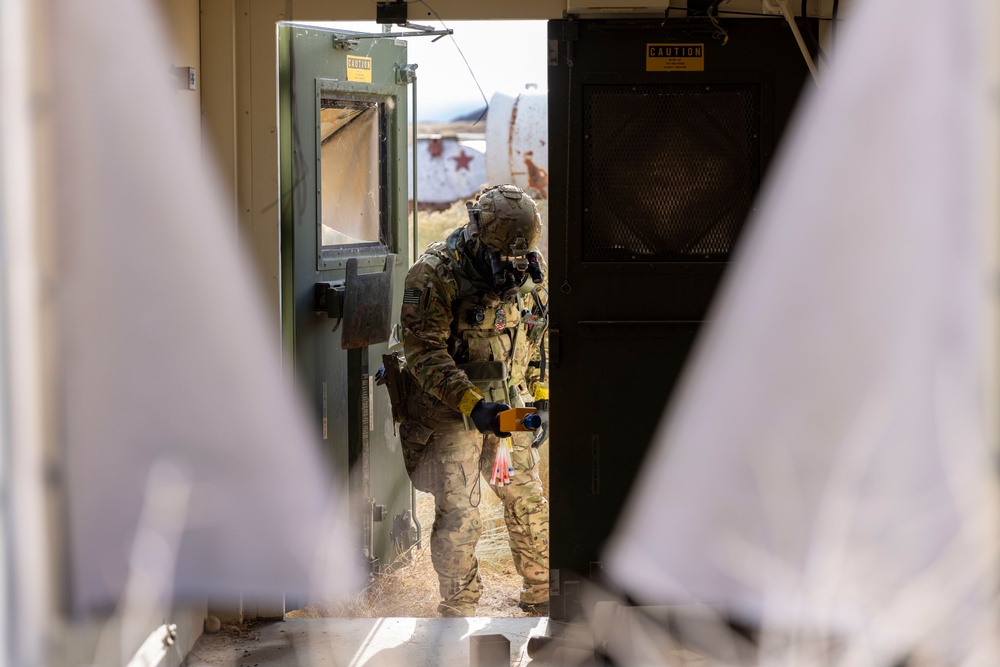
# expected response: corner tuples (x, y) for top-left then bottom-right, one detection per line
(451, 149), (474, 171)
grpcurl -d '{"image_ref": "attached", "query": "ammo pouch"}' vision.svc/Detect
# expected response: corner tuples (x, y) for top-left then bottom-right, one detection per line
(458, 360), (512, 431)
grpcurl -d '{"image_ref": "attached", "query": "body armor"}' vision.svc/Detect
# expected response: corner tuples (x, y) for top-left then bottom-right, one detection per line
(399, 227), (541, 428)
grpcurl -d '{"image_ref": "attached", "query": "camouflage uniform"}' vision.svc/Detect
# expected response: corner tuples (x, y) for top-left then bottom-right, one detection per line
(398, 186), (549, 617)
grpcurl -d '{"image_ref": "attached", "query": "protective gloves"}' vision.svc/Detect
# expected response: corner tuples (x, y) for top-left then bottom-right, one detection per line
(470, 399), (512, 438)
(531, 399), (549, 448)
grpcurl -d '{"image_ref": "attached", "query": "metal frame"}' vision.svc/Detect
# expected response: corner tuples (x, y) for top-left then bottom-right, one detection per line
(314, 84), (393, 270)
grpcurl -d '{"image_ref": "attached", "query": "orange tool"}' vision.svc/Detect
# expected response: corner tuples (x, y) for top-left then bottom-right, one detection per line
(497, 407), (540, 432)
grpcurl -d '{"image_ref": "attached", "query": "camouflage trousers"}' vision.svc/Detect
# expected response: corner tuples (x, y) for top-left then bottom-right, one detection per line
(406, 421), (549, 616)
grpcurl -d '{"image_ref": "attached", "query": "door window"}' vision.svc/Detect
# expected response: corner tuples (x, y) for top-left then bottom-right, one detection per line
(319, 98), (387, 252)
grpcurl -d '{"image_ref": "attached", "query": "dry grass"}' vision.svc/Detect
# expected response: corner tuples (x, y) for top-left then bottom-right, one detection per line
(287, 490), (538, 618)
(415, 197), (550, 260)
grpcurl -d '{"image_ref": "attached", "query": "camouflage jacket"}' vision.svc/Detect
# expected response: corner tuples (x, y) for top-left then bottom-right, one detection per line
(400, 228), (547, 423)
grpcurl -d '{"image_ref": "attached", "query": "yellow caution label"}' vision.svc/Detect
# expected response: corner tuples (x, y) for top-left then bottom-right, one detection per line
(646, 43), (705, 72)
(346, 55), (373, 83)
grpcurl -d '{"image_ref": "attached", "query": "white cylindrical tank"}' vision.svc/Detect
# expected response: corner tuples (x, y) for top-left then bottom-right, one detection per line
(486, 90), (548, 199)
(408, 136), (487, 206)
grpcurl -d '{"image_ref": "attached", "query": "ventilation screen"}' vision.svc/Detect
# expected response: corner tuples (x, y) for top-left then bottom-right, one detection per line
(583, 84), (761, 262)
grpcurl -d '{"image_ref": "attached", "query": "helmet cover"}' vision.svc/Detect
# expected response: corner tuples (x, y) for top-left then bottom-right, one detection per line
(475, 184), (542, 256)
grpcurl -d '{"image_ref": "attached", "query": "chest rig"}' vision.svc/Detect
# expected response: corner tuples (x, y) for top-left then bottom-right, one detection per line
(425, 233), (529, 390)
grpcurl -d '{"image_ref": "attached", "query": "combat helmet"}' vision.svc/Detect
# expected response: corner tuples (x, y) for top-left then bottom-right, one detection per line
(464, 184), (544, 299)
(465, 184), (542, 255)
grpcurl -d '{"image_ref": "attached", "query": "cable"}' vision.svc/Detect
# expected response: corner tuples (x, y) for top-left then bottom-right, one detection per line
(710, 8), (838, 20)
(796, 0), (829, 65)
(772, 0), (820, 85)
(416, 1), (490, 125)
(469, 455), (482, 507)
(707, 1), (729, 45)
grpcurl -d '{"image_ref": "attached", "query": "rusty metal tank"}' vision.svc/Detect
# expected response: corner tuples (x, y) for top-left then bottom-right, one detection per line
(486, 90), (548, 200)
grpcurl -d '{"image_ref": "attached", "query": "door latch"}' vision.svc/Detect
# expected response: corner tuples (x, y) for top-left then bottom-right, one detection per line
(314, 281), (346, 318)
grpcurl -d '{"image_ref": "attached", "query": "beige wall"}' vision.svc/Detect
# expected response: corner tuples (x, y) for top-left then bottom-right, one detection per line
(157, 0), (202, 142)
(281, 0), (565, 21)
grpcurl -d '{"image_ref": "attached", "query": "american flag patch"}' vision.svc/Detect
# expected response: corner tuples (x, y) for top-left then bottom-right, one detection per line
(494, 308), (507, 332)
(403, 287), (421, 305)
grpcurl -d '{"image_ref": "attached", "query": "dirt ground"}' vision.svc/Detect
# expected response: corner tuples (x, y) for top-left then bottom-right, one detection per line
(286, 489), (539, 618)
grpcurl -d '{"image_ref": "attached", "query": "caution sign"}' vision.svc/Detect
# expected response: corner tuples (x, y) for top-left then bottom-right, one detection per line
(646, 44), (705, 72)
(346, 55), (373, 83)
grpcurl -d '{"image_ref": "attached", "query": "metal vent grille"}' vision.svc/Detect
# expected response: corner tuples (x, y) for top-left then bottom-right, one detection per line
(583, 84), (761, 262)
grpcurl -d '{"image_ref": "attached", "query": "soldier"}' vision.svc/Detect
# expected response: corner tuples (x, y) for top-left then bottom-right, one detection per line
(397, 184), (550, 617)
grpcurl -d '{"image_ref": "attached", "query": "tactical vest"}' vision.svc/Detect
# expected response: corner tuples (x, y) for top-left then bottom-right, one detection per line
(421, 239), (533, 394)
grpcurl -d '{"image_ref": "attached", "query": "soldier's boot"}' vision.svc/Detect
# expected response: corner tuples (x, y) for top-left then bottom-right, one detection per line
(438, 601), (478, 617)
(438, 585), (480, 617)
(518, 579), (549, 605)
(518, 600), (549, 616)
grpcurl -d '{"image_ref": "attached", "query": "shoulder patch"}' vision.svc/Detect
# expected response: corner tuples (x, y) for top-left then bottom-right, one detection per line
(403, 287), (422, 305)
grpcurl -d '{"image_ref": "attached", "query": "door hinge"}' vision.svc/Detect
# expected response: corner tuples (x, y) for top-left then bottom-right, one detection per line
(334, 37), (360, 51)
(396, 63), (418, 84)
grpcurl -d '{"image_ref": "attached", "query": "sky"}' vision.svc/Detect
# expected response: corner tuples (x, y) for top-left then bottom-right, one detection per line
(324, 20), (548, 123)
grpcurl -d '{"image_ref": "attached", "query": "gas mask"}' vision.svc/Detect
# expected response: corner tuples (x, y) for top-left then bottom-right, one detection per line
(476, 238), (545, 301)
(464, 185), (544, 300)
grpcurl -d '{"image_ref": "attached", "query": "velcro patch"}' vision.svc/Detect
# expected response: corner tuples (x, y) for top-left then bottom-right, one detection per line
(494, 308), (507, 332)
(403, 287), (421, 305)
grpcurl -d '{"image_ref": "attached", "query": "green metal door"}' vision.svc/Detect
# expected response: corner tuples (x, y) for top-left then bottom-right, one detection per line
(278, 23), (415, 579)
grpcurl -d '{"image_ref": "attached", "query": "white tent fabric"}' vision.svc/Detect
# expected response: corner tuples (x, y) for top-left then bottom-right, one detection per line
(53, 0), (361, 616)
(605, 0), (1000, 662)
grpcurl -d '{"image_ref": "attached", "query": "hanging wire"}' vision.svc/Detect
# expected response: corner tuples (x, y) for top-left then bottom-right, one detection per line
(709, 7), (838, 20)
(797, 0), (829, 64)
(708, 1), (730, 45)
(364, 0), (491, 124)
(414, 1), (491, 125)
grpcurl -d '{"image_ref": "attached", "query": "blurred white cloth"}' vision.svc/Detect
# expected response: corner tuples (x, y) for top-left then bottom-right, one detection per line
(605, 0), (1000, 662)
(53, 0), (360, 615)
